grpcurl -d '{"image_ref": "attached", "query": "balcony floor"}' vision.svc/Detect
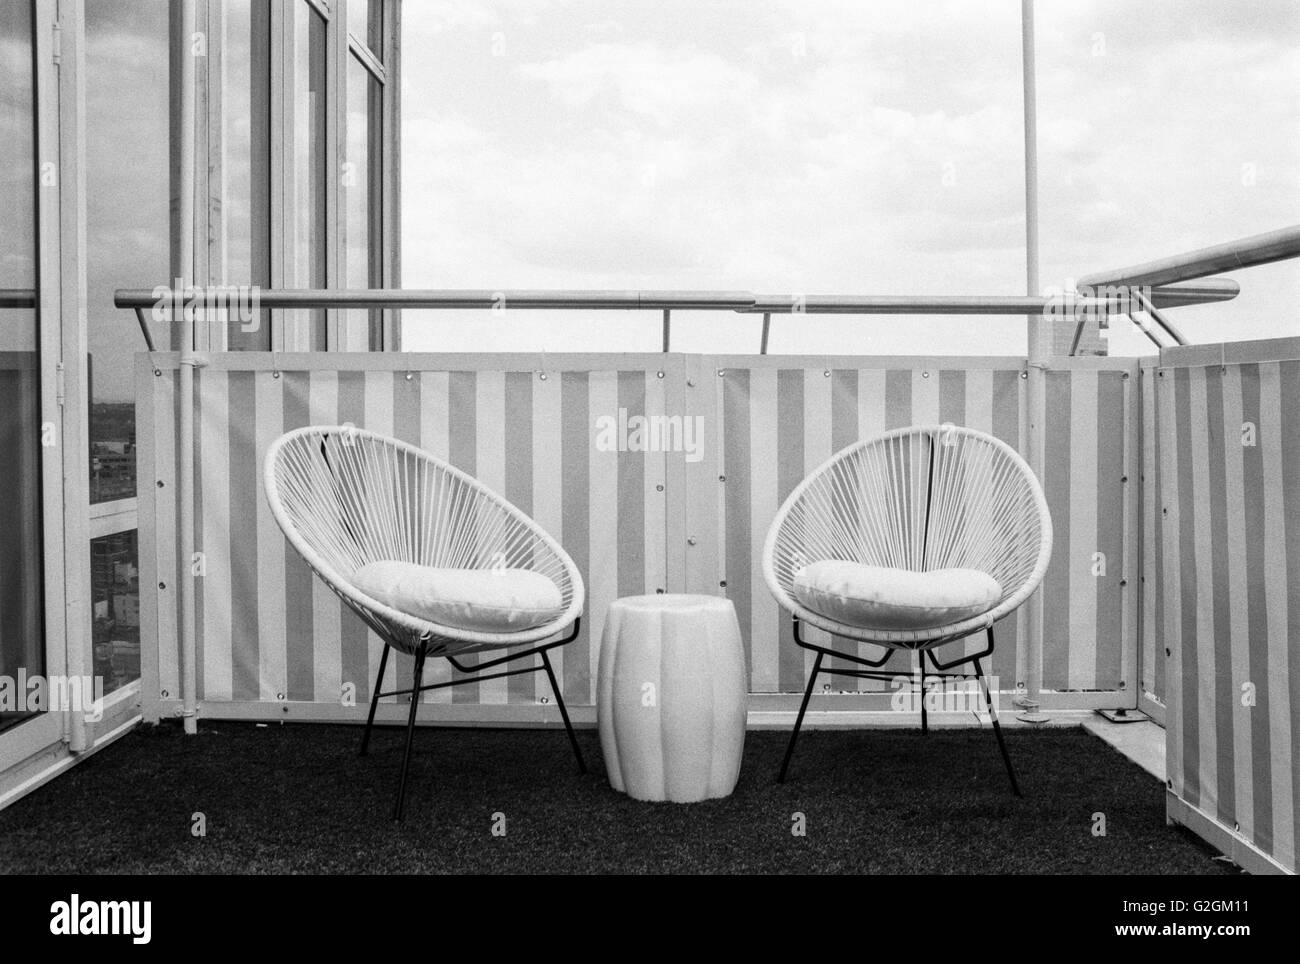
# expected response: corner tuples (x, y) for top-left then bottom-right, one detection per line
(0, 723), (1234, 874)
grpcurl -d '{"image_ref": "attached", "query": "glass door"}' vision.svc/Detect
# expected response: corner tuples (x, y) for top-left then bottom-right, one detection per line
(0, 0), (65, 766)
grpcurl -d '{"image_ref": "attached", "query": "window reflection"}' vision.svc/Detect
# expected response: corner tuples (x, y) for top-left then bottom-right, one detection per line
(0, 0), (45, 733)
(82, 0), (168, 701)
(348, 0), (382, 61)
(221, 0), (271, 349)
(289, 1), (328, 350)
(346, 54), (382, 348)
(0, 2), (36, 292)
(86, 0), (170, 502)
(91, 531), (140, 697)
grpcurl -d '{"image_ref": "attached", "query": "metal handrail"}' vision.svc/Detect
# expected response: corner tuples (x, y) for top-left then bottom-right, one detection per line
(1078, 224), (1300, 289)
(113, 283), (1237, 354)
(112, 284), (1234, 314)
(1066, 281), (1227, 354)
(114, 288), (754, 311)
(1131, 287), (1189, 347)
(1134, 278), (1239, 307)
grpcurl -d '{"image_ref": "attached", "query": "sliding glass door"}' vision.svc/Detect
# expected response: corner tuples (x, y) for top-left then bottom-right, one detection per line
(0, 0), (63, 763)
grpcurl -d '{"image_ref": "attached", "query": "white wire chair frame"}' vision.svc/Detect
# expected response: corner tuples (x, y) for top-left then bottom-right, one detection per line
(761, 425), (1054, 794)
(264, 425), (588, 820)
(764, 425), (1052, 648)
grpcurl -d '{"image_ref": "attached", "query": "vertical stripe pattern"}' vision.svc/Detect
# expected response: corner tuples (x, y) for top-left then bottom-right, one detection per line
(164, 362), (677, 715)
(1140, 364), (1166, 706)
(146, 358), (1146, 725)
(1159, 359), (1299, 874)
(712, 363), (1086, 695)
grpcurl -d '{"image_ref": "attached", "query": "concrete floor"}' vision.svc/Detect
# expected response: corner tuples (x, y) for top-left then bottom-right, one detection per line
(1083, 715), (1166, 781)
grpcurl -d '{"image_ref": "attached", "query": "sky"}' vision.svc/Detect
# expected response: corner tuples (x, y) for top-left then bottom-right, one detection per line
(86, 1), (170, 402)
(1, 2), (36, 305)
(399, 0), (1300, 356)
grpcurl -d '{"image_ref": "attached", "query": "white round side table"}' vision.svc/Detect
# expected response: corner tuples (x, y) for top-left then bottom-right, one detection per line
(597, 594), (748, 803)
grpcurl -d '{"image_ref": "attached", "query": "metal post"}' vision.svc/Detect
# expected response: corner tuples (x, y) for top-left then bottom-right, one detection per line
(661, 308), (671, 352)
(759, 312), (771, 354)
(1131, 288), (1189, 347)
(177, 0), (199, 736)
(1020, 0), (1049, 723)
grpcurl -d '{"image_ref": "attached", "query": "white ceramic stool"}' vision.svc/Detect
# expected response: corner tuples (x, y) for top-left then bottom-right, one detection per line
(597, 594), (748, 803)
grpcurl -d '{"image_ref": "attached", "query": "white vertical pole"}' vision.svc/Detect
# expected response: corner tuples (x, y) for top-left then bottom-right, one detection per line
(178, 0), (199, 735)
(1021, 0), (1041, 307)
(1020, 0), (1050, 721)
(59, 0), (91, 753)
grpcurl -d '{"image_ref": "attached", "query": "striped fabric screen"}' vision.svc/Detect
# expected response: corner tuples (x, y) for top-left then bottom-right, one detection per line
(1040, 365), (1135, 695)
(140, 355), (675, 719)
(1140, 360), (1167, 713)
(706, 357), (1135, 700)
(1157, 353), (1300, 874)
(138, 351), (1138, 720)
(709, 360), (1026, 695)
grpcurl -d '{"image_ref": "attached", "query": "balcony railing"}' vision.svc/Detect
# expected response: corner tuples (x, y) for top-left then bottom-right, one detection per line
(113, 280), (1242, 356)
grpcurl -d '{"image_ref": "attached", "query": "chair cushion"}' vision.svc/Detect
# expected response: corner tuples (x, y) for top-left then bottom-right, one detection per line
(792, 560), (1001, 632)
(352, 560), (564, 634)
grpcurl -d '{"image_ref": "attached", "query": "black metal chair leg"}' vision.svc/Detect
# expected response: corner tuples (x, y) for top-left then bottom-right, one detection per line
(974, 645), (1021, 797)
(541, 648), (586, 774)
(392, 646), (427, 822)
(359, 643), (391, 757)
(778, 651), (824, 784)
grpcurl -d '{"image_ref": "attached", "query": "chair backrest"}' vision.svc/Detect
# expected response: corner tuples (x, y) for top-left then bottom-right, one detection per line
(763, 425), (1052, 639)
(264, 426), (584, 636)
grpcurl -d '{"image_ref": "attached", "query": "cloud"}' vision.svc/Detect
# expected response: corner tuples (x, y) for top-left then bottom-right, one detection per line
(401, 0), (1300, 355)
(410, 0), (560, 34)
(516, 42), (762, 132)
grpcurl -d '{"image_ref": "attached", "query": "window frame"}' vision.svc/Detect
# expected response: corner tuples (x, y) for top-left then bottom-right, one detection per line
(71, 0), (402, 704)
(95, 0), (403, 547)
(182, 0), (400, 353)
(333, 0), (399, 351)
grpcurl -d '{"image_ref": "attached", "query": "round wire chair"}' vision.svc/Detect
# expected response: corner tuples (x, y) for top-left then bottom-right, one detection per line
(264, 425), (587, 819)
(761, 424), (1052, 791)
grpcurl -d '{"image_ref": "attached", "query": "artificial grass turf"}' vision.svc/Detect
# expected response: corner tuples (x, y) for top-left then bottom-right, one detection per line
(0, 722), (1234, 874)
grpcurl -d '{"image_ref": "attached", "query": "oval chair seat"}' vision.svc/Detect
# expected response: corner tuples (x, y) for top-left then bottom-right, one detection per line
(793, 560), (1001, 633)
(352, 560), (565, 635)
(763, 425), (1052, 648)
(263, 425), (584, 654)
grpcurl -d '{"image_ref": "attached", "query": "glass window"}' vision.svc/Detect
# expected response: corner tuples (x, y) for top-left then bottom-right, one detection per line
(221, 0), (271, 349)
(288, 1), (328, 350)
(86, 0), (170, 502)
(348, 0), (382, 62)
(0, 4), (36, 294)
(0, 0), (45, 732)
(90, 531), (140, 698)
(345, 53), (382, 347)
